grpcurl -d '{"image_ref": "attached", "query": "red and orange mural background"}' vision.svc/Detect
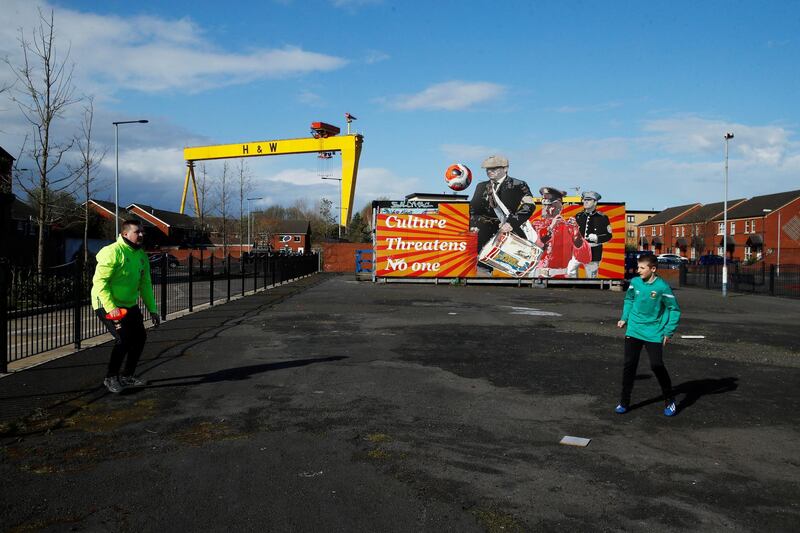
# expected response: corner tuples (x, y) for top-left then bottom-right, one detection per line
(374, 201), (625, 279)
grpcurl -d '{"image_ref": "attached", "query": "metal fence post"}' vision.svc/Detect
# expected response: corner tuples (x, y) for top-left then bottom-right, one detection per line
(209, 254), (215, 306)
(253, 254), (258, 293)
(188, 253), (194, 312)
(160, 253), (168, 321)
(271, 256), (276, 286)
(769, 264), (775, 296)
(240, 255), (245, 296)
(73, 258), (82, 349)
(0, 261), (8, 373)
(226, 255), (231, 302)
(262, 254), (267, 289)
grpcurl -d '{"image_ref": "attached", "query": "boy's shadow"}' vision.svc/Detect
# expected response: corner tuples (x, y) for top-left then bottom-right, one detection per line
(629, 377), (738, 414)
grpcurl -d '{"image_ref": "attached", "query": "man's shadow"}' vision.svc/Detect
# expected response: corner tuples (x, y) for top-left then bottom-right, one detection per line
(138, 356), (347, 390)
(629, 376), (739, 414)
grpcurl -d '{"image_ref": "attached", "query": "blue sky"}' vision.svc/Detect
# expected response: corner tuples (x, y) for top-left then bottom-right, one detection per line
(2, 0), (798, 219)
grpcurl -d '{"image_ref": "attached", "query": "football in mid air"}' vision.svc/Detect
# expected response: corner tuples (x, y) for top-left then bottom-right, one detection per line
(444, 163), (472, 191)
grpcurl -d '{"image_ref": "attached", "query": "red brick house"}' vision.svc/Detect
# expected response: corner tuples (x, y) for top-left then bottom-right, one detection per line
(126, 203), (208, 248)
(637, 203), (701, 254)
(711, 189), (800, 264)
(670, 199), (746, 260)
(271, 220), (312, 254)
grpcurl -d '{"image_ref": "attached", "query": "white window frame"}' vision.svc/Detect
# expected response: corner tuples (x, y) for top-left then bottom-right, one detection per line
(717, 246), (724, 256)
(718, 222), (724, 235)
(627, 215), (635, 223)
(744, 246), (752, 261)
(730, 222), (735, 235)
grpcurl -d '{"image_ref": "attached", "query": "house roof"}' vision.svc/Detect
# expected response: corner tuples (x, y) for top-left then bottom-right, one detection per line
(712, 189), (800, 220)
(275, 220), (311, 234)
(673, 200), (746, 224)
(127, 203), (195, 228)
(10, 198), (36, 220)
(638, 203), (700, 226)
(0, 146), (15, 161)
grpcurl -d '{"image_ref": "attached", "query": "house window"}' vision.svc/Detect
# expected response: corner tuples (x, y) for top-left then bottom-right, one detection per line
(730, 222), (735, 235)
(744, 220), (751, 233)
(673, 227), (678, 237)
(718, 222), (724, 235)
(294, 236), (301, 242)
(681, 226), (685, 237)
(659, 227), (663, 236)
(717, 246), (724, 256)
(744, 246), (752, 261)
(627, 229), (634, 238)
(690, 248), (696, 260)
(651, 227), (656, 236)
(627, 215), (635, 223)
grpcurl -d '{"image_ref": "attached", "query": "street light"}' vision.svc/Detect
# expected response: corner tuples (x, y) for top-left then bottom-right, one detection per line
(763, 208), (781, 277)
(321, 176), (343, 239)
(246, 196), (263, 248)
(113, 119), (149, 235)
(722, 132), (734, 297)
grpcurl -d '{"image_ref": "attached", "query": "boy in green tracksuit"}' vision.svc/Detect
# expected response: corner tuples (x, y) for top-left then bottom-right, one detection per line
(91, 219), (160, 393)
(615, 254), (681, 416)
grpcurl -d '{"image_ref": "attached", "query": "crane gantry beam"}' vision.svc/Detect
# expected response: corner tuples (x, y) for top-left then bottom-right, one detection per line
(180, 133), (364, 226)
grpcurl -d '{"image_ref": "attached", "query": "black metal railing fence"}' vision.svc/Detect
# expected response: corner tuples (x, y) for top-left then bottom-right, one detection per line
(1, 252), (318, 372)
(681, 262), (800, 298)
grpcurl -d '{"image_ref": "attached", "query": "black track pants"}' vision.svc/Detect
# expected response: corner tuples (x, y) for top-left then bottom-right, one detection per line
(96, 305), (147, 378)
(620, 336), (672, 406)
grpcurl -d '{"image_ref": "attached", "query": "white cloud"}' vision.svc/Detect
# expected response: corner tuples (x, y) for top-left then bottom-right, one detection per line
(0, 1), (347, 95)
(440, 144), (502, 162)
(514, 116), (800, 208)
(550, 101), (622, 113)
(364, 50), (390, 64)
(389, 81), (506, 111)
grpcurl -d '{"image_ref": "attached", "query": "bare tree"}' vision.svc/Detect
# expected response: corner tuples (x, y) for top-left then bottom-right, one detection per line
(237, 159), (252, 252)
(5, 9), (78, 271)
(75, 97), (106, 262)
(215, 161), (232, 258)
(196, 162), (212, 229)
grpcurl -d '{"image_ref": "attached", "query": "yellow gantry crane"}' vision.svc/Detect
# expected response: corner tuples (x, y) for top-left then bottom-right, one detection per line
(179, 120), (363, 227)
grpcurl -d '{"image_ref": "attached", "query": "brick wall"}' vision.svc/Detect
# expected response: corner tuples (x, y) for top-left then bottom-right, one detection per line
(321, 243), (371, 272)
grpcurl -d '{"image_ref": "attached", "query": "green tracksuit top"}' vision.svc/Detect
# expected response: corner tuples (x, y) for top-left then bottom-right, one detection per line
(620, 275), (681, 343)
(91, 236), (157, 314)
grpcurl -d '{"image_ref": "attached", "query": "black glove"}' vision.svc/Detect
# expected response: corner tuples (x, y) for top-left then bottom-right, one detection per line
(150, 312), (161, 328)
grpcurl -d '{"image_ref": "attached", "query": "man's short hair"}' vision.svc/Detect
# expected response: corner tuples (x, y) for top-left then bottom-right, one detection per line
(638, 254), (657, 268)
(121, 219), (142, 233)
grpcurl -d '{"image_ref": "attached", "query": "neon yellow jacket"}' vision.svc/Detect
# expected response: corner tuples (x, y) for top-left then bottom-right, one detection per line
(91, 236), (157, 313)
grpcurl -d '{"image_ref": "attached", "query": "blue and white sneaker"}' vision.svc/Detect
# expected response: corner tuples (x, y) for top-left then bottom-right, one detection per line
(664, 400), (677, 417)
(614, 404), (628, 414)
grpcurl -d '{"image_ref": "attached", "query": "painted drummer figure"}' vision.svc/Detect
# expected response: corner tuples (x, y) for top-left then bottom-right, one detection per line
(530, 187), (592, 278)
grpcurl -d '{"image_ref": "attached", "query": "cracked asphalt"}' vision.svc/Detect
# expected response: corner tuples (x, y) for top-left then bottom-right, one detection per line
(1, 273), (799, 532)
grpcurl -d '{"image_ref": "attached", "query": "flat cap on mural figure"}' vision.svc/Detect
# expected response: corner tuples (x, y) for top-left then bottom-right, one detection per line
(480, 155), (509, 168)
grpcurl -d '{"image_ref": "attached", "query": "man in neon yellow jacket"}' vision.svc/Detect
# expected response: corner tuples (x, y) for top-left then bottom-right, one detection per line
(91, 219), (160, 393)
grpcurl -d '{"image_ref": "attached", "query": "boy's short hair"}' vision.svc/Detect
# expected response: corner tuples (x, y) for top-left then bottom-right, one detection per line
(121, 219), (142, 233)
(638, 254), (657, 268)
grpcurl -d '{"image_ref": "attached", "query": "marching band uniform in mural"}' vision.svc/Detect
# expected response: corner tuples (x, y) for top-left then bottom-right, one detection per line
(567, 190), (613, 278)
(531, 187), (591, 278)
(469, 155), (536, 273)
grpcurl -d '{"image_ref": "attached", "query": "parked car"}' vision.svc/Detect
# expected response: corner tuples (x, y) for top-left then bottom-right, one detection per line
(657, 257), (683, 270)
(698, 254), (724, 265)
(657, 253), (689, 263)
(148, 252), (180, 268)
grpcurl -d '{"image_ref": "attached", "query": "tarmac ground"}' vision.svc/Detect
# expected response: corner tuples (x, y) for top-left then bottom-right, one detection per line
(1, 273), (799, 532)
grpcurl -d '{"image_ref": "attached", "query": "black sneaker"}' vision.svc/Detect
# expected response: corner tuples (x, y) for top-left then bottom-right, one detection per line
(120, 375), (147, 388)
(103, 376), (124, 394)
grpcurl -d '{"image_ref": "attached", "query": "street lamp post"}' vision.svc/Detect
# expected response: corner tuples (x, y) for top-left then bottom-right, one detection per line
(321, 176), (343, 239)
(764, 208), (782, 277)
(722, 132), (734, 297)
(246, 196), (263, 249)
(113, 119), (149, 235)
